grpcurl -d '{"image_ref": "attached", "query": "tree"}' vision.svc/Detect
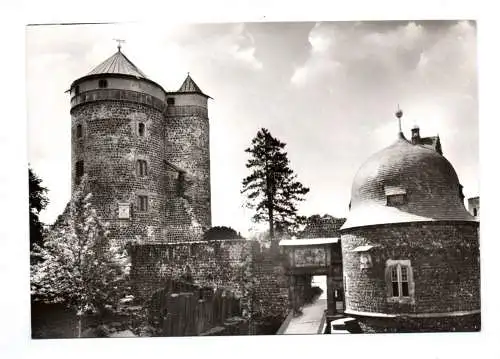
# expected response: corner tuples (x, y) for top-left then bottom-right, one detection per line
(29, 166), (49, 251)
(30, 175), (131, 337)
(241, 128), (310, 239)
(203, 226), (244, 241)
(297, 214), (346, 238)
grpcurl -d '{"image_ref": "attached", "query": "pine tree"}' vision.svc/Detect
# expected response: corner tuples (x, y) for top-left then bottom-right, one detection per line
(30, 175), (131, 337)
(29, 166), (49, 252)
(241, 128), (310, 239)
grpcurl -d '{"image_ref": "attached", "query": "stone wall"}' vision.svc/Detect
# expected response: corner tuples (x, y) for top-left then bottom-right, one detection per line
(71, 100), (167, 243)
(355, 313), (480, 333)
(130, 239), (289, 322)
(341, 221), (480, 331)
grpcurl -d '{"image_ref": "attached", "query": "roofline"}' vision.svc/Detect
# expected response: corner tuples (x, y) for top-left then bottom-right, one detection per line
(279, 238), (339, 246)
(69, 73), (167, 93)
(69, 74), (213, 100)
(166, 91), (213, 100)
(340, 219), (479, 233)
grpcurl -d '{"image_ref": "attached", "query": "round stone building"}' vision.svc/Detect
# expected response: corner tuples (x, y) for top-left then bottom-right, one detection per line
(69, 45), (212, 243)
(340, 110), (480, 332)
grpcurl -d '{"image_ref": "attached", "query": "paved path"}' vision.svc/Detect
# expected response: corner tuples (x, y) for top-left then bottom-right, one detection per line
(281, 298), (327, 335)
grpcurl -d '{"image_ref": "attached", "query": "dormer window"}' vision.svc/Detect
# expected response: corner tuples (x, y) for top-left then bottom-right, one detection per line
(98, 79), (108, 88)
(385, 186), (407, 206)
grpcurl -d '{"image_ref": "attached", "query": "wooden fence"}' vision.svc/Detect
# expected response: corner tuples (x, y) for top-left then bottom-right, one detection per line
(149, 279), (243, 336)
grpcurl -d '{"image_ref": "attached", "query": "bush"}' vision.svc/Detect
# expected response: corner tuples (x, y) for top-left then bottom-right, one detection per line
(203, 226), (244, 241)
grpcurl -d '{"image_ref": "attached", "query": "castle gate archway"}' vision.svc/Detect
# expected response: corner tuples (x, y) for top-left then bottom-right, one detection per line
(279, 238), (344, 318)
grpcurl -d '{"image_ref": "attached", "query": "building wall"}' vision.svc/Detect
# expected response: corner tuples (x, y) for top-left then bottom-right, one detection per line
(341, 222), (480, 331)
(71, 100), (168, 243)
(130, 240), (289, 320)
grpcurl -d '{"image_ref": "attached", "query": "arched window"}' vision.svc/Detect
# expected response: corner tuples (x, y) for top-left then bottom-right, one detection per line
(138, 123), (145, 137)
(386, 260), (413, 300)
(98, 79), (108, 88)
(136, 160), (148, 177)
(76, 124), (83, 138)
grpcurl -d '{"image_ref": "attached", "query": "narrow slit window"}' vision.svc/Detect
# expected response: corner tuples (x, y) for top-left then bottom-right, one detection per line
(136, 160), (148, 177)
(76, 124), (83, 138)
(137, 195), (148, 212)
(75, 160), (84, 183)
(138, 123), (145, 137)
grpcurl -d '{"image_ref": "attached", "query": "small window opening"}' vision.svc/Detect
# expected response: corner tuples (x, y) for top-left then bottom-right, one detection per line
(176, 172), (185, 196)
(167, 97), (175, 105)
(98, 79), (108, 88)
(75, 160), (84, 181)
(76, 124), (83, 138)
(473, 208), (477, 217)
(168, 247), (174, 260)
(138, 123), (145, 137)
(136, 160), (148, 177)
(137, 195), (148, 212)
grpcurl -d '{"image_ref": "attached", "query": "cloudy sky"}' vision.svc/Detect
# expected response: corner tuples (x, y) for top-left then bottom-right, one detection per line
(26, 20), (478, 236)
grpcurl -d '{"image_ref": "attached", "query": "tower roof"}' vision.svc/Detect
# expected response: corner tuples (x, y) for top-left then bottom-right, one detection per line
(341, 134), (474, 230)
(86, 49), (148, 79)
(177, 74), (211, 98)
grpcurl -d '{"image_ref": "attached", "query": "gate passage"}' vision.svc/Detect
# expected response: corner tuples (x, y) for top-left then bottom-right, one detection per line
(278, 238), (344, 334)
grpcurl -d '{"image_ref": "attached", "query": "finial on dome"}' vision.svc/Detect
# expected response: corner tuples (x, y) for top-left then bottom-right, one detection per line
(395, 104), (403, 137)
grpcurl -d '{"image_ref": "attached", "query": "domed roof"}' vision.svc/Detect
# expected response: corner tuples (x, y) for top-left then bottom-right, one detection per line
(341, 133), (475, 230)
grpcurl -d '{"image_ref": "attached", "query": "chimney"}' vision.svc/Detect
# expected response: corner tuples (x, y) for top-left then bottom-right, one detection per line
(411, 126), (420, 145)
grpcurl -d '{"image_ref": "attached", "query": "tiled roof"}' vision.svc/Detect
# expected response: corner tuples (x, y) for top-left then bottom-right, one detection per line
(177, 74), (210, 97)
(87, 50), (147, 79)
(341, 134), (475, 230)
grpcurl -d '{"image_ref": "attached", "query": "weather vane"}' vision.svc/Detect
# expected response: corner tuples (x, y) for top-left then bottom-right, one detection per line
(113, 38), (126, 51)
(395, 104), (403, 134)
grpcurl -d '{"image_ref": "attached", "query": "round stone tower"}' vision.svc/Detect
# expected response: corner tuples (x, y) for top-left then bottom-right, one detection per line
(69, 46), (168, 242)
(163, 75), (212, 239)
(340, 110), (480, 332)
